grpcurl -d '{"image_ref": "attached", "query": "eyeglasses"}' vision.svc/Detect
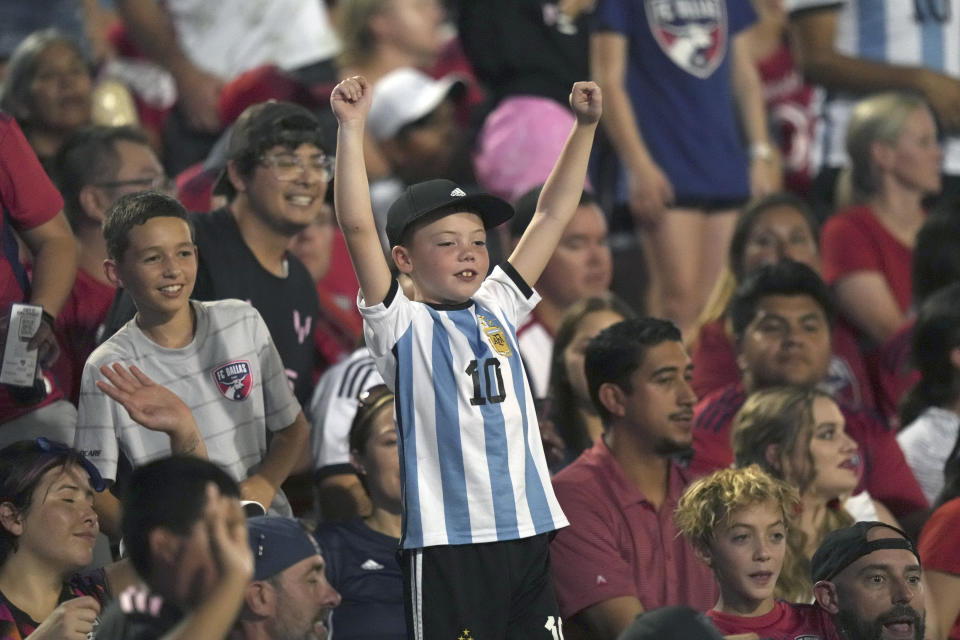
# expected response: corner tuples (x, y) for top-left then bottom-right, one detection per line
(94, 175), (173, 193)
(259, 154), (334, 182)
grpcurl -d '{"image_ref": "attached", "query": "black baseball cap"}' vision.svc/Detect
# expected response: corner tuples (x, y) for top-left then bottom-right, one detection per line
(386, 179), (514, 247)
(212, 100), (326, 196)
(811, 521), (921, 583)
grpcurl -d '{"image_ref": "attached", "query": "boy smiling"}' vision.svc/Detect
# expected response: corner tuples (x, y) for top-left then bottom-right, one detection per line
(330, 75), (600, 639)
(75, 191), (309, 535)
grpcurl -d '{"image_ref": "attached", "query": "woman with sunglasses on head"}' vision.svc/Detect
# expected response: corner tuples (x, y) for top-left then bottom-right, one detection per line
(314, 384), (405, 639)
(0, 438), (139, 640)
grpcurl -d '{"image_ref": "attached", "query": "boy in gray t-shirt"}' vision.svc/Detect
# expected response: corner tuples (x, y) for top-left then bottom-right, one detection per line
(75, 191), (309, 536)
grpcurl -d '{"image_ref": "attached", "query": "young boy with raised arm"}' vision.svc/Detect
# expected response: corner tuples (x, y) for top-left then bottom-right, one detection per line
(675, 465), (840, 640)
(330, 75), (601, 639)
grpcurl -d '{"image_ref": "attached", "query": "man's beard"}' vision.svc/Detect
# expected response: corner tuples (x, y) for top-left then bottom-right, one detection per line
(834, 604), (925, 640)
(654, 437), (693, 458)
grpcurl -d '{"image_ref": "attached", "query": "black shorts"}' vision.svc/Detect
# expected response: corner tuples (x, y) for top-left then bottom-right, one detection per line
(401, 534), (563, 640)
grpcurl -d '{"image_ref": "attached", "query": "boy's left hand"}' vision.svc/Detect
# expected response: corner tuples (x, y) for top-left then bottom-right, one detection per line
(570, 81), (602, 125)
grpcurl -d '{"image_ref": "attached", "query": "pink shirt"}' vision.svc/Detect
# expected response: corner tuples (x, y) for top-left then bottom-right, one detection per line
(708, 600), (840, 640)
(550, 438), (718, 617)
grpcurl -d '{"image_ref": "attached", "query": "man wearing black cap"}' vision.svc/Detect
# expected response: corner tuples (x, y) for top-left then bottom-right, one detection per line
(232, 517), (341, 640)
(811, 521), (926, 640)
(103, 100), (325, 406)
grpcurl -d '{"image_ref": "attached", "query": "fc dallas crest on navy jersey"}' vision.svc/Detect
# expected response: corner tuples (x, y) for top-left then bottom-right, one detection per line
(645, 0), (727, 78)
(212, 360), (253, 400)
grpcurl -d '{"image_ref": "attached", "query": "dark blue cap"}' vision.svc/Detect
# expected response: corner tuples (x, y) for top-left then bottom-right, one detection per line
(246, 516), (322, 581)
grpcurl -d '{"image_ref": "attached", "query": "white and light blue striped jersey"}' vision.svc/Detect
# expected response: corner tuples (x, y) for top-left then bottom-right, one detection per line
(787, 0), (960, 174)
(359, 264), (568, 549)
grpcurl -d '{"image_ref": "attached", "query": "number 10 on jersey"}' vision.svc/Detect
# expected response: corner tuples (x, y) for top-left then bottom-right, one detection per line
(465, 358), (507, 406)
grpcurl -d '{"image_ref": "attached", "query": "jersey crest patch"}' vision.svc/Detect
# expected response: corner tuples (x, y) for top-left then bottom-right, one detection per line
(478, 314), (513, 357)
(645, 0), (727, 78)
(212, 360), (253, 400)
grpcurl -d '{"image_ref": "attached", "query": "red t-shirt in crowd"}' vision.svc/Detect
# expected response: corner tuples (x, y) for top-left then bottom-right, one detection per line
(708, 600), (840, 640)
(870, 319), (919, 429)
(821, 204), (915, 314)
(550, 438), (718, 618)
(312, 228), (363, 384)
(691, 382), (928, 518)
(755, 41), (818, 198)
(52, 268), (115, 404)
(0, 112), (66, 422)
(918, 497), (960, 640)
(690, 318), (741, 400)
(690, 317), (875, 410)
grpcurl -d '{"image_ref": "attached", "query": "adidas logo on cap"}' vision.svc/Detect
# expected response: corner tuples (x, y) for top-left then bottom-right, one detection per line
(450, 188), (466, 197)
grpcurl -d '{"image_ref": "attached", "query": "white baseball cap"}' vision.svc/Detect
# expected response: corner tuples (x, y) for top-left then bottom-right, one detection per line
(367, 67), (465, 142)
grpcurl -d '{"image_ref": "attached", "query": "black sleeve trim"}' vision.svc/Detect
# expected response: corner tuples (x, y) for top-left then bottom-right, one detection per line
(382, 279), (400, 307)
(502, 261), (534, 299)
(788, 3), (843, 19)
(314, 463), (358, 484)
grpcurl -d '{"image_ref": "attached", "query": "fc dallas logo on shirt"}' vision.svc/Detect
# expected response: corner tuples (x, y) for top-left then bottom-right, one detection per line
(645, 0), (727, 78)
(212, 360), (253, 400)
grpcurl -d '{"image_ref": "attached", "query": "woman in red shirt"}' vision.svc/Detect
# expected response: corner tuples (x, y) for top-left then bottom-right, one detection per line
(820, 93), (942, 346)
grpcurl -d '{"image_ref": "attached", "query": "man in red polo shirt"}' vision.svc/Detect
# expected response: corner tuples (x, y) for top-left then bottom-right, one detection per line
(691, 260), (927, 523)
(550, 317), (717, 640)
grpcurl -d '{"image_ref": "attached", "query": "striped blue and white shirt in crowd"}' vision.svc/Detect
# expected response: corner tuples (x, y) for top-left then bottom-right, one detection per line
(786, 0), (960, 174)
(360, 264), (568, 549)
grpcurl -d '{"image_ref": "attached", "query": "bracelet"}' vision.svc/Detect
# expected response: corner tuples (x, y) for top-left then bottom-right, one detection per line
(40, 308), (55, 329)
(749, 141), (775, 162)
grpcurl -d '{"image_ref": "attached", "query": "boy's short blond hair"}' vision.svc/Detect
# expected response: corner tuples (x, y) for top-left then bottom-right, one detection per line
(675, 465), (800, 550)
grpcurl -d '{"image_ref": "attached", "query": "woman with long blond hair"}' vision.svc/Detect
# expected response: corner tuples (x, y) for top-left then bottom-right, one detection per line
(731, 386), (897, 601)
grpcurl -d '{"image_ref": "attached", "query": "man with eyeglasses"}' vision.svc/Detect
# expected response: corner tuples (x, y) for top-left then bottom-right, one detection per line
(201, 100), (327, 407)
(51, 124), (172, 403)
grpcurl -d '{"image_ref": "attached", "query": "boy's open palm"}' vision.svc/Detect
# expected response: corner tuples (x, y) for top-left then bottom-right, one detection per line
(570, 81), (602, 124)
(96, 363), (195, 437)
(331, 76), (372, 124)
